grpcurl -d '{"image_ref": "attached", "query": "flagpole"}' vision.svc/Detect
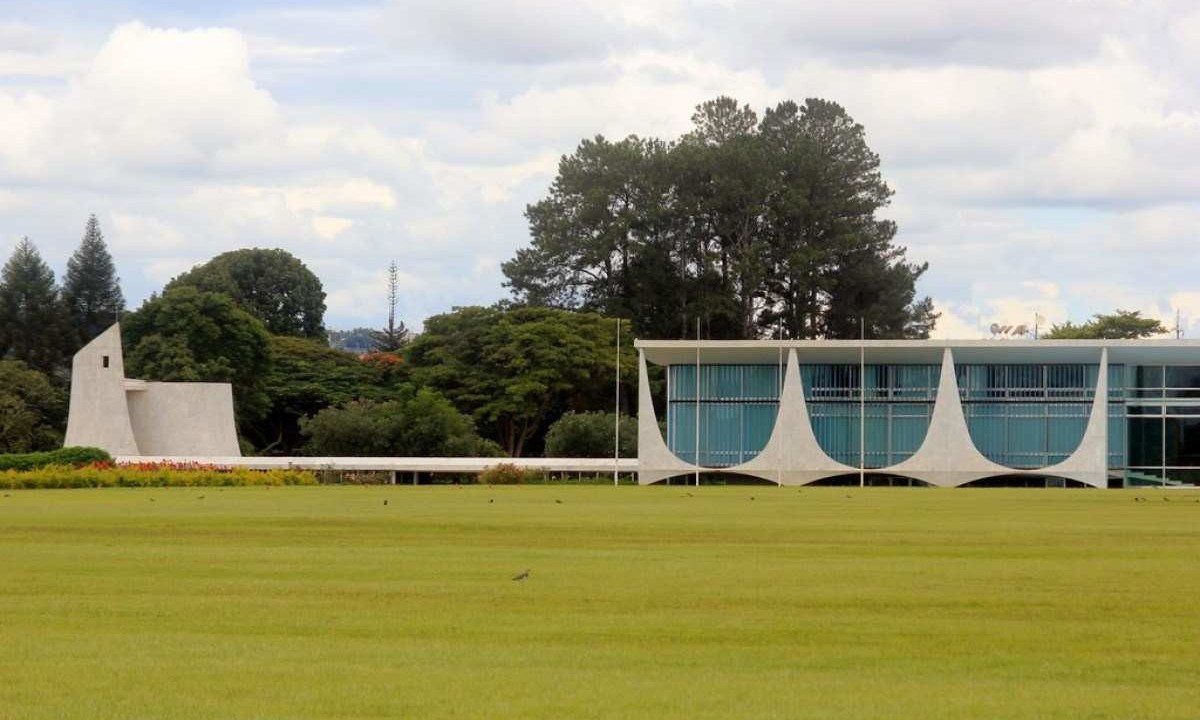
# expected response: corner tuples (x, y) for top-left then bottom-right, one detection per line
(695, 317), (701, 487)
(777, 318), (783, 488)
(859, 316), (865, 489)
(614, 318), (620, 488)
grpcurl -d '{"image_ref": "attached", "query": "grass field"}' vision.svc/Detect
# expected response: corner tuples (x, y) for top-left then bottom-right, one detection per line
(1, 485), (1198, 719)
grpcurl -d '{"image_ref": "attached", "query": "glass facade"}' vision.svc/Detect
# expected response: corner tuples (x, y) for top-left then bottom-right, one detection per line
(667, 364), (780, 466)
(1124, 365), (1200, 485)
(955, 363), (1123, 469)
(801, 364), (938, 468)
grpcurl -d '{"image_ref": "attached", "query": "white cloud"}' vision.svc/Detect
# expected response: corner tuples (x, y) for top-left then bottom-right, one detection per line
(3, 3), (1200, 336)
(311, 216), (354, 239)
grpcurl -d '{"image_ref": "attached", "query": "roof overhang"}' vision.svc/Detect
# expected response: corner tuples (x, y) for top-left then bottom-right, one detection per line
(634, 339), (1200, 366)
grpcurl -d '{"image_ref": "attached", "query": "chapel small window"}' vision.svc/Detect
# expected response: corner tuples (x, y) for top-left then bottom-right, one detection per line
(102, 355), (110, 369)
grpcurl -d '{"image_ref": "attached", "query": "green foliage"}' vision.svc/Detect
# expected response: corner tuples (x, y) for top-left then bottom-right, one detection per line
(0, 360), (68, 453)
(167, 248), (327, 340)
(405, 306), (635, 456)
(0, 237), (75, 373)
(1044, 310), (1168, 339)
(300, 386), (503, 457)
(477, 463), (544, 485)
(503, 96), (937, 340)
(252, 335), (395, 454)
(123, 286), (272, 428)
(63, 214), (125, 346)
(544, 411), (636, 458)
(0, 464), (315, 489)
(0, 446), (111, 471)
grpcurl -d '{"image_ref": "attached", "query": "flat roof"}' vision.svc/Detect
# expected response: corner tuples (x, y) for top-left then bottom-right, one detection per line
(634, 338), (1200, 366)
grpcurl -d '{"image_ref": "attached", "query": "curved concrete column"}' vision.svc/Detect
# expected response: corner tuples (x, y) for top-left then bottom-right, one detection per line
(731, 348), (856, 485)
(1037, 348), (1109, 488)
(636, 350), (696, 484)
(63, 324), (139, 455)
(887, 348), (1010, 487)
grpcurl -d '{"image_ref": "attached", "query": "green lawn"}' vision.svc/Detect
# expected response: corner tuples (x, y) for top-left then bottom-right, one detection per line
(0, 485), (1197, 719)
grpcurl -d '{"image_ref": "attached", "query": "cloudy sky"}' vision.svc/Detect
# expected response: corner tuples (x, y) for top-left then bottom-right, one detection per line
(2, 0), (1199, 337)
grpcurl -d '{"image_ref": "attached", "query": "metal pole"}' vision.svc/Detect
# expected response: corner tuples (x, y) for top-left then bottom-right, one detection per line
(695, 317), (701, 487)
(777, 319), (783, 488)
(860, 316), (865, 489)
(614, 318), (620, 487)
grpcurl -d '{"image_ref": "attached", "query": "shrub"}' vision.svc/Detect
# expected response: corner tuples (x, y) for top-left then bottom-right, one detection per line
(0, 446), (112, 471)
(478, 463), (545, 485)
(0, 462), (316, 489)
(301, 386), (503, 458)
(544, 412), (637, 458)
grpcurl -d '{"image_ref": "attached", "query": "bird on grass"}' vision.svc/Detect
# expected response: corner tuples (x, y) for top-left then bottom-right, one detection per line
(512, 569), (530, 581)
(749, 496), (755, 501)
(196, 495), (205, 500)
(489, 498), (494, 504)
(555, 499), (563, 504)
(383, 499), (389, 506)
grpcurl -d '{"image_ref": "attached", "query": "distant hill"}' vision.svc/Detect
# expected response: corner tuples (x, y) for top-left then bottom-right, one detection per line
(327, 327), (375, 354)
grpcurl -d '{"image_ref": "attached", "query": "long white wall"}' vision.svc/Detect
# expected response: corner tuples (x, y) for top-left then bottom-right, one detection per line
(637, 347), (1110, 488)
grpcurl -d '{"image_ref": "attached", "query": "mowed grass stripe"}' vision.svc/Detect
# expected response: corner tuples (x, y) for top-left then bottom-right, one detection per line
(0, 486), (1197, 719)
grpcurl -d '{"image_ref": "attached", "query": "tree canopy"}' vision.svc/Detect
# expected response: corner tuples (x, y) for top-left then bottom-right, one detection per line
(300, 388), (502, 458)
(1043, 310), (1167, 339)
(63, 214), (124, 346)
(167, 248), (327, 340)
(405, 305), (634, 457)
(0, 359), (67, 453)
(254, 335), (398, 454)
(123, 286), (272, 427)
(503, 96), (936, 340)
(0, 237), (74, 374)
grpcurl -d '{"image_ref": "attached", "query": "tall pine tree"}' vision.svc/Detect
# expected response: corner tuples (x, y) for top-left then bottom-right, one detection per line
(0, 237), (75, 374)
(63, 214), (125, 345)
(370, 261), (410, 352)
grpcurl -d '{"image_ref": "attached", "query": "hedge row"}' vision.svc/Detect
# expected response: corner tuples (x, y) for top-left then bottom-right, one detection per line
(0, 447), (113, 472)
(0, 464), (317, 489)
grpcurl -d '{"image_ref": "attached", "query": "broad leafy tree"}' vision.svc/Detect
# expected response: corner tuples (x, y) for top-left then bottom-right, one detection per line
(123, 287), (272, 430)
(503, 96), (937, 340)
(63, 214), (125, 345)
(0, 237), (75, 374)
(0, 360), (68, 452)
(301, 388), (503, 457)
(167, 248), (327, 340)
(253, 335), (396, 454)
(405, 306), (634, 457)
(1044, 310), (1167, 339)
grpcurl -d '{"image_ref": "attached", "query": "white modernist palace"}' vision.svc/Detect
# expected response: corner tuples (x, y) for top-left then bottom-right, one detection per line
(64, 324), (241, 457)
(636, 338), (1200, 488)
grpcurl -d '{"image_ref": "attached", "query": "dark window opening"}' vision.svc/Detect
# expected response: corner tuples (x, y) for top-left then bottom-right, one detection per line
(102, 355), (109, 369)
